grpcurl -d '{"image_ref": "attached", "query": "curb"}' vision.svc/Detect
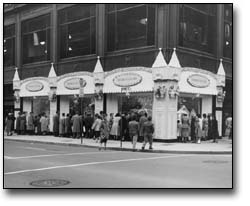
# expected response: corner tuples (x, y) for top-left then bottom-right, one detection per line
(4, 138), (232, 155)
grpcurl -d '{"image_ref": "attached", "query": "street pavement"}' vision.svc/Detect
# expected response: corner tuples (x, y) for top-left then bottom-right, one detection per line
(4, 140), (232, 188)
(4, 133), (232, 154)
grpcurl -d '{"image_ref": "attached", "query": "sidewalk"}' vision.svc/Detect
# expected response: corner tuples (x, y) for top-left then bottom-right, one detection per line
(4, 134), (232, 154)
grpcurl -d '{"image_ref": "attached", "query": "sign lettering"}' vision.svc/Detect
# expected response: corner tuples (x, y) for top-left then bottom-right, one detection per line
(26, 81), (44, 92)
(64, 78), (87, 90)
(113, 73), (142, 87)
(187, 74), (210, 88)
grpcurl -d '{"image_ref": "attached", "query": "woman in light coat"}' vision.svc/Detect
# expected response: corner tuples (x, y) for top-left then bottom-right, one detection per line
(195, 115), (202, 144)
(110, 113), (121, 140)
(40, 113), (49, 135)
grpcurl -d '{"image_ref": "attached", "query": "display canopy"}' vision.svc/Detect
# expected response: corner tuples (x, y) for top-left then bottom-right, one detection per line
(57, 73), (95, 95)
(103, 69), (154, 93)
(19, 78), (50, 97)
(178, 69), (218, 95)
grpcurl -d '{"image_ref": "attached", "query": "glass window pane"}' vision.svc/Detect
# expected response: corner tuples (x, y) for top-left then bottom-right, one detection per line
(4, 24), (15, 38)
(59, 5), (96, 59)
(179, 5), (217, 54)
(107, 4), (155, 51)
(22, 15), (50, 34)
(22, 14), (51, 64)
(4, 24), (15, 67)
(59, 4), (96, 24)
(22, 29), (50, 64)
(4, 38), (15, 66)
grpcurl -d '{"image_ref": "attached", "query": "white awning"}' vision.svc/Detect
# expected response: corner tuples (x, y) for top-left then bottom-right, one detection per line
(178, 69), (217, 95)
(57, 73), (95, 95)
(19, 78), (50, 97)
(103, 70), (154, 93)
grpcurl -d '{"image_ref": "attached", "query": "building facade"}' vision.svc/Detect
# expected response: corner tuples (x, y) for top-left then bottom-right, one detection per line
(4, 4), (232, 139)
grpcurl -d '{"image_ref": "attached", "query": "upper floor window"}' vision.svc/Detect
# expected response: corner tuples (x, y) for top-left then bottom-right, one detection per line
(106, 4), (156, 52)
(22, 14), (51, 64)
(58, 4), (96, 59)
(223, 4), (232, 59)
(179, 4), (217, 54)
(4, 24), (15, 67)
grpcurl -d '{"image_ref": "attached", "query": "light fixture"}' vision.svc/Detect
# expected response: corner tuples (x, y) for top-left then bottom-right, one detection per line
(40, 41), (45, 45)
(4, 49), (7, 53)
(139, 18), (147, 25)
(4, 39), (6, 43)
(44, 50), (47, 54)
(226, 41), (229, 45)
(69, 47), (72, 51)
(68, 34), (72, 39)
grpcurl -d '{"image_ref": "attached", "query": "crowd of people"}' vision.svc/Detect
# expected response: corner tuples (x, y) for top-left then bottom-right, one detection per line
(177, 113), (229, 144)
(51, 110), (154, 151)
(5, 110), (232, 149)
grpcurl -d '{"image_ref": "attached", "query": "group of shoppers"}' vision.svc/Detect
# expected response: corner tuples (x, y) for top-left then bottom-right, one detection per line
(51, 110), (154, 150)
(5, 111), (49, 136)
(177, 113), (220, 143)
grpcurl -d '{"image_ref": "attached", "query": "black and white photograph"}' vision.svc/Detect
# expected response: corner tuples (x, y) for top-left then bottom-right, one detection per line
(3, 2), (233, 189)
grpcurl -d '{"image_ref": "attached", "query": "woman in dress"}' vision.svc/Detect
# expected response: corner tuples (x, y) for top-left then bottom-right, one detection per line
(110, 113), (121, 140)
(181, 114), (190, 143)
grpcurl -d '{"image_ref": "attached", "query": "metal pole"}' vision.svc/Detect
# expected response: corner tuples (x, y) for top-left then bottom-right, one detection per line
(120, 91), (122, 148)
(81, 97), (83, 144)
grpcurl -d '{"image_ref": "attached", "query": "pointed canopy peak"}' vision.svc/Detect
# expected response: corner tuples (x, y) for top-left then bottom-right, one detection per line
(168, 48), (181, 68)
(48, 62), (57, 78)
(93, 56), (104, 73)
(152, 48), (168, 68)
(217, 58), (225, 76)
(13, 67), (20, 81)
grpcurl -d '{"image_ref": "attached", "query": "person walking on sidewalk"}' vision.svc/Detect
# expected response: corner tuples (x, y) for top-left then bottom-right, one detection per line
(71, 111), (82, 139)
(15, 112), (21, 135)
(99, 113), (110, 150)
(92, 114), (102, 142)
(53, 111), (59, 137)
(5, 113), (13, 136)
(181, 114), (190, 143)
(202, 113), (209, 140)
(20, 112), (27, 135)
(27, 112), (34, 135)
(59, 113), (66, 137)
(128, 115), (139, 151)
(139, 112), (147, 143)
(40, 113), (48, 135)
(195, 115), (202, 144)
(84, 113), (94, 139)
(212, 114), (219, 143)
(110, 113), (121, 140)
(141, 116), (154, 150)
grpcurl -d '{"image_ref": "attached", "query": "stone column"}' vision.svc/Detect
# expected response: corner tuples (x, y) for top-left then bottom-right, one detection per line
(48, 63), (57, 132)
(93, 56), (104, 114)
(216, 59), (226, 137)
(216, 86), (225, 137)
(152, 48), (181, 140)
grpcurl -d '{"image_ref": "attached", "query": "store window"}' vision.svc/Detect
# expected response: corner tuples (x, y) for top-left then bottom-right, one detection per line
(179, 4), (217, 54)
(58, 4), (96, 59)
(106, 4), (156, 51)
(223, 4), (232, 59)
(22, 14), (51, 64)
(4, 24), (15, 67)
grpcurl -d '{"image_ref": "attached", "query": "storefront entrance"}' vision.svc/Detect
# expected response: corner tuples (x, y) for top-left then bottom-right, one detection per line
(178, 94), (202, 117)
(32, 96), (50, 116)
(117, 92), (153, 116)
(69, 95), (95, 116)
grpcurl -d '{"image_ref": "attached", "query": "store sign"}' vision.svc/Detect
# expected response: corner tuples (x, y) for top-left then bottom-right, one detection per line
(64, 78), (86, 90)
(26, 81), (44, 92)
(113, 73), (142, 87)
(187, 74), (210, 88)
